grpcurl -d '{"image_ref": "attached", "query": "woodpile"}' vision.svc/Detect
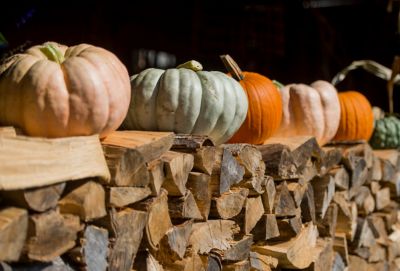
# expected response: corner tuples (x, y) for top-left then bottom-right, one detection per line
(1, 128), (400, 271)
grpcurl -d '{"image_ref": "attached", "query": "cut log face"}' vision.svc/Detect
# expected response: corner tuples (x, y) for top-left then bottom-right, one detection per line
(329, 167), (349, 191)
(310, 238), (334, 271)
(242, 196), (264, 234)
(109, 208), (148, 271)
(334, 192), (358, 241)
(189, 220), (239, 254)
(253, 222), (318, 269)
(317, 203), (338, 238)
(0, 135), (110, 190)
(192, 147), (217, 175)
(147, 159), (166, 196)
(186, 172), (211, 220)
(220, 149), (245, 194)
(0, 207), (28, 262)
(27, 210), (81, 262)
(163, 252), (207, 271)
(222, 260), (251, 271)
(273, 215), (302, 242)
(273, 181), (297, 217)
(58, 180), (107, 222)
(257, 144), (297, 179)
(0, 183), (65, 212)
(109, 186), (152, 208)
(158, 220), (193, 263)
(223, 144), (263, 178)
(168, 191), (203, 220)
(262, 176), (276, 214)
(210, 188), (249, 219)
(219, 235), (253, 262)
(133, 252), (164, 271)
(321, 147), (343, 174)
(353, 186), (375, 215)
(300, 182), (316, 223)
(311, 175), (335, 218)
(249, 251), (278, 271)
(162, 151), (194, 196)
(134, 189), (172, 251)
(375, 187), (391, 210)
(333, 233), (349, 266)
(69, 225), (109, 271)
(251, 214), (280, 241)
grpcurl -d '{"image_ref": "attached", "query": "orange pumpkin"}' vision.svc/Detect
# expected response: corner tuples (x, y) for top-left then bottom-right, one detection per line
(333, 91), (374, 141)
(221, 55), (282, 144)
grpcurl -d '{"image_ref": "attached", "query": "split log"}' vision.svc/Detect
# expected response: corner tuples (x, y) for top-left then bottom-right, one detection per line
(102, 131), (173, 186)
(186, 172), (211, 220)
(26, 210), (81, 262)
(311, 175), (335, 218)
(353, 186), (375, 215)
(109, 186), (152, 207)
(252, 222), (318, 269)
(375, 187), (391, 210)
(218, 235), (253, 262)
(316, 203), (338, 238)
(374, 150), (400, 170)
(334, 192), (358, 241)
(332, 252), (346, 271)
(0, 183), (64, 212)
(333, 233), (349, 266)
(287, 182), (307, 208)
(382, 171), (400, 198)
(261, 177), (276, 214)
(341, 143), (373, 169)
(134, 189), (172, 251)
(210, 188), (249, 219)
(168, 191), (203, 220)
(329, 167), (349, 191)
(189, 220), (240, 254)
(172, 134), (214, 150)
(191, 147), (217, 175)
(273, 215), (302, 241)
(348, 158), (368, 198)
(235, 196), (264, 234)
(251, 214), (280, 241)
(257, 144), (297, 179)
(158, 220), (193, 263)
(370, 156), (383, 181)
(301, 182), (316, 223)
(108, 208), (148, 271)
(368, 215), (388, 244)
(348, 255), (369, 271)
(352, 218), (377, 249)
(162, 151), (194, 196)
(0, 207), (28, 262)
(133, 252), (164, 271)
(222, 260), (250, 271)
(148, 159), (166, 196)
(368, 243), (386, 263)
(321, 147), (342, 175)
(307, 238), (334, 271)
(68, 225), (109, 271)
(273, 181), (297, 217)
(163, 252), (206, 271)
(0, 134), (110, 190)
(58, 180), (107, 222)
(249, 251), (278, 271)
(223, 144), (264, 178)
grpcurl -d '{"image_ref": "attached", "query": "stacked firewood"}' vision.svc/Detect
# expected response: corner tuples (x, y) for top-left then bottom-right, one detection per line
(0, 127), (400, 271)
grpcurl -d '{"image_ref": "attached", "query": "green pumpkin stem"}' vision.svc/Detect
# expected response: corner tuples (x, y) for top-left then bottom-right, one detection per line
(40, 44), (65, 64)
(220, 54), (244, 81)
(176, 60), (203, 71)
(272, 80), (285, 90)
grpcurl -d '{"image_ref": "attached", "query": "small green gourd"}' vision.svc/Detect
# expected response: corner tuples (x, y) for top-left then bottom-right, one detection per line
(370, 115), (400, 149)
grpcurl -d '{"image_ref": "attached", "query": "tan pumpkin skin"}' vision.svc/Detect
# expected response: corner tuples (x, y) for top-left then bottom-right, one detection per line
(333, 91), (374, 141)
(273, 80), (341, 145)
(0, 42), (130, 138)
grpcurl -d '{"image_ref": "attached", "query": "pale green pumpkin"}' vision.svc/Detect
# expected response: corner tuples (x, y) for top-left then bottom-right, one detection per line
(122, 60), (248, 144)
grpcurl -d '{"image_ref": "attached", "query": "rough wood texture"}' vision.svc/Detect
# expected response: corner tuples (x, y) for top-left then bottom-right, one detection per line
(257, 144), (297, 179)
(219, 148), (245, 194)
(163, 252), (206, 271)
(353, 186), (375, 215)
(172, 134), (214, 150)
(262, 177), (276, 214)
(218, 235), (253, 262)
(308, 238), (334, 271)
(158, 220), (193, 263)
(273, 181), (297, 217)
(375, 187), (391, 210)
(186, 172), (211, 220)
(311, 175), (335, 218)
(249, 251), (278, 271)
(329, 167), (349, 191)
(189, 220), (240, 254)
(222, 260), (251, 271)
(317, 203), (338, 238)
(236, 196), (264, 234)
(0, 135), (110, 190)
(168, 191), (203, 220)
(210, 188), (249, 219)
(301, 182), (316, 223)
(68, 225), (109, 271)
(252, 214), (280, 241)
(0, 183), (64, 212)
(27, 210), (81, 262)
(333, 233), (349, 266)
(109, 186), (152, 207)
(223, 144), (264, 178)
(273, 215), (302, 241)
(321, 147), (342, 174)
(0, 207), (28, 262)
(162, 151), (194, 196)
(108, 208), (148, 271)
(58, 180), (107, 222)
(334, 192), (358, 241)
(252, 222), (318, 269)
(147, 159), (165, 196)
(102, 131), (173, 186)
(133, 252), (164, 271)
(134, 189), (172, 251)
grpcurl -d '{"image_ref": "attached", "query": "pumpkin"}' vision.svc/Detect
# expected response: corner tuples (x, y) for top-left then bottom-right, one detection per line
(369, 107), (400, 149)
(273, 80), (341, 145)
(333, 91), (374, 141)
(122, 60), (248, 144)
(0, 42), (131, 138)
(219, 55), (282, 144)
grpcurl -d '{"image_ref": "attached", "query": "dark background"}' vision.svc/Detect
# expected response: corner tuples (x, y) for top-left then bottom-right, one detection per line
(1, 0), (399, 112)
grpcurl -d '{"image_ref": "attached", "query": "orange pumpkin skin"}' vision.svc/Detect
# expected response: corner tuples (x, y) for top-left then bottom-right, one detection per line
(228, 72), (283, 144)
(333, 91), (374, 141)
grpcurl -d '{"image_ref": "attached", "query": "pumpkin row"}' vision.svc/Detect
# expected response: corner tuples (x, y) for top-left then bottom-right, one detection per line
(0, 41), (382, 146)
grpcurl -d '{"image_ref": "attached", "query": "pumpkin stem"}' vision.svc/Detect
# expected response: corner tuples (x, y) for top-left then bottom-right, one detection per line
(387, 55), (400, 114)
(40, 43), (65, 64)
(272, 80), (285, 90)
(176, 60), (203, 71)
(220, 55), (244, 81)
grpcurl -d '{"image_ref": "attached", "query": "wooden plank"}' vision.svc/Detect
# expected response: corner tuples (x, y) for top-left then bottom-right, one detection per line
(0, 135), (110, 190)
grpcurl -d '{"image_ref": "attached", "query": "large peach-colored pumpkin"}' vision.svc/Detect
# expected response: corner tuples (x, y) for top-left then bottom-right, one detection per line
(0, 42), (130, 138)
(273, 81), (341, 145)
